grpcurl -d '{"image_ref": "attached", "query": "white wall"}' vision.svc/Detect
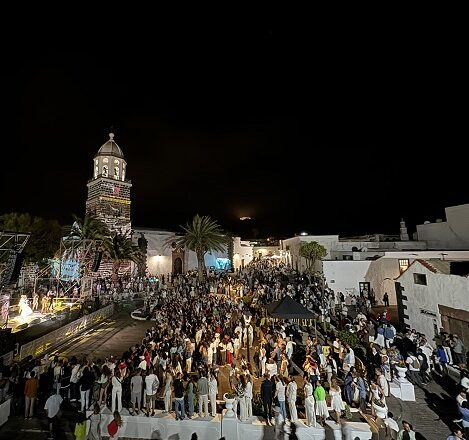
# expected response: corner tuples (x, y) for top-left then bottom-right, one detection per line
(281, 235), (339, 272)
(397, 260), (469, 339)
(365, 258), (402, 305)
(323, 260), (372, 297)
(135, 228), (229, 276)
(233, 237), (253, 270)
(416, 203), (469, 249)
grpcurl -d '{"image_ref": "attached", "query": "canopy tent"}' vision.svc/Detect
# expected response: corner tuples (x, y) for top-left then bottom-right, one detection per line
(265, 295), (316, 320)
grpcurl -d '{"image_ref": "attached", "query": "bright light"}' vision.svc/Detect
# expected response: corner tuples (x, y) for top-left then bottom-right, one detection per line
(240, 217), (251, 221)
(300, 232), (308, 236)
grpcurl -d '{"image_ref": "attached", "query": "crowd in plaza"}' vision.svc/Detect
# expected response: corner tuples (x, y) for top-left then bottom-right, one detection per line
(0, 261), (469, 439)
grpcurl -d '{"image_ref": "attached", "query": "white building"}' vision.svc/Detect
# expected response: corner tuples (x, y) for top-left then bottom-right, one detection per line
(416, 203), (469, 249)
(232, 237), (254, 271)
(396, 258), (469, 344)
(280, 235), (339, 272)
(133, 227), (230, 276)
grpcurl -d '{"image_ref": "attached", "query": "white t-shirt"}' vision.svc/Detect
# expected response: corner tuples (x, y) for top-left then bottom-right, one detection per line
(406, 356), (420, 372)
(145, 373), (158, 396)
(45, 394), (63, 418)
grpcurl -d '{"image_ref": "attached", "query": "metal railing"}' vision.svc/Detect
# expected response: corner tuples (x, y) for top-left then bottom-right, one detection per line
(17, 303), (114, 361)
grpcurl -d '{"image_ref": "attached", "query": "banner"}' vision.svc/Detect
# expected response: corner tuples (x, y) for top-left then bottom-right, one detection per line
(50, 259), (80, 281)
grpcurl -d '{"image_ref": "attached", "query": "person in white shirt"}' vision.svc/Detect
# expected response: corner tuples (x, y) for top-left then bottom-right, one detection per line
(286, 376), (298, 422)
(303, 377), (316, 427)
(144, 367), (159, 416)
(405, 353), (424, 387)
(44, 391), (63, 438)
(245, 375), (253, 419)
(111, 369), (123, 412)
(208, 372), (218, 417)
(163, 371), (173, 413)
(130, 369), (143, 414)
(274, 376), (287, 421)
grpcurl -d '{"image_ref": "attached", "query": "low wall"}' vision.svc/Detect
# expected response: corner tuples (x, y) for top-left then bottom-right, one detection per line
(87, 408), (371, 440)
(0, 399), (10, 427)
(18, 304), (114, 361)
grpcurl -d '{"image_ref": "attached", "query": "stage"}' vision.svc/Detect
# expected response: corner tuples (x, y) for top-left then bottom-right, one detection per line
(6, 311), (56, 333)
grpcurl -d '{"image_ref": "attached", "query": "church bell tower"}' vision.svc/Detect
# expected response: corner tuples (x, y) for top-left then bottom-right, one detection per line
(85, 133), (132, 234)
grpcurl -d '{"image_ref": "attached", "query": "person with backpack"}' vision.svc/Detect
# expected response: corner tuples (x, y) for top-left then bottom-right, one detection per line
(405, 352), (425, 387)
(417, 348), (431, 384)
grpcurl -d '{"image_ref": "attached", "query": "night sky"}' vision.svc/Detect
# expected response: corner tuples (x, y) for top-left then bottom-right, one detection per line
(0, 18), (466, 239)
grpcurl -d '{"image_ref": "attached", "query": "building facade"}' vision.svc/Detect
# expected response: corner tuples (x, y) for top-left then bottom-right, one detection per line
(396, 259), (469, 345)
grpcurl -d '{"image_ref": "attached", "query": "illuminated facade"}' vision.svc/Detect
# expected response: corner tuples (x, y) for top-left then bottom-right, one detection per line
(85, 133), (132, 235)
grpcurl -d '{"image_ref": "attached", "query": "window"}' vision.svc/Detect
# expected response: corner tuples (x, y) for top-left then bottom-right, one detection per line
(114, 166), (119, 179)
(413, 273), (427, 285)
(399, 259), (410, 273)
(103, 157), (109, 163)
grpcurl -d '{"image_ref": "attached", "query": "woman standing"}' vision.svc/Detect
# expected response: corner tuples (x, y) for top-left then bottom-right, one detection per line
(329, 378), (344, 425)
(245, 374), (253, 419)
(303, 376), (316, 427)
(163, 371), (173, 413)
(111, 369), (123, 413)
(87, 403), (101, 440)
(107, 411), (123, 440)
(236, 374), (247, 421)
(186, 375), (196, 418)
(274, 376), (287, 421)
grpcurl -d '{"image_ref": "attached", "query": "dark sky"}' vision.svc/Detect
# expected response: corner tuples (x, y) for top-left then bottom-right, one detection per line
(0, 17), (466, 239)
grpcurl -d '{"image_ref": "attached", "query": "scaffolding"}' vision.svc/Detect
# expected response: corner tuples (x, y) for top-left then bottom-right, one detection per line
(0, 231), (30, 288)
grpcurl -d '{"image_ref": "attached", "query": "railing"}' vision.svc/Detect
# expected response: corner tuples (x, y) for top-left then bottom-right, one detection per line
(17, 303), (114, 361)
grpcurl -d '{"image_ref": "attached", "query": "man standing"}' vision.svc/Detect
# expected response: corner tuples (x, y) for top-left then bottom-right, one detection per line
(197, 373), (209, 417)
(260, 373), (273, 425)
(383, 292), (389, 307)
(173, 373), (185, 420)
(44, 390), (63, 439)
(24, 371), (39, 419)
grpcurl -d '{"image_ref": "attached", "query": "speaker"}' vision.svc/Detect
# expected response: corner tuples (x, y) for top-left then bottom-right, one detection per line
(91, 251), (103, 272)
(7, 252), (24, 285)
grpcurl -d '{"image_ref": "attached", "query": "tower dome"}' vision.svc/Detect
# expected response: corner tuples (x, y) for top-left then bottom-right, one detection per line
(95, 132), (125, 159)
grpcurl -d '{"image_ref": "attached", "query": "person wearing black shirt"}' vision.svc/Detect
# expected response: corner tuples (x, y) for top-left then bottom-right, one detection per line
(260, 373), (273, 425)
(173, 373), (185, 420)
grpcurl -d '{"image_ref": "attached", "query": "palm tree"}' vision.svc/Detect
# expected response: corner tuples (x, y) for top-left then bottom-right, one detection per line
(69, 215), (110, 241)
(102, 231), (142, 282)
(171, 214), (228, 280)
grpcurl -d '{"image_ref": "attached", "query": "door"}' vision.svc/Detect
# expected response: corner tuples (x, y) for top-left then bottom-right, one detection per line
(173, 257), (183, 275)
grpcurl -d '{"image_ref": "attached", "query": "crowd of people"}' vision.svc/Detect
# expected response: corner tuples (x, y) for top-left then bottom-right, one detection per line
(0, 260), (468, 439)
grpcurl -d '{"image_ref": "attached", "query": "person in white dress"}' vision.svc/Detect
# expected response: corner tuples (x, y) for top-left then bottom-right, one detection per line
(19, 295), (33, 318)
(245, 375), (253, 419)
(330, 378), (344, 425)
(304, 377), (316, 427)
(376, 368), (389, 397)
(286, 375), (298, 422)
(87, 403), (101, 440)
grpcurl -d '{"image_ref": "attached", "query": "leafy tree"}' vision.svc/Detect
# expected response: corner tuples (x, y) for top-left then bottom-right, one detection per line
(171, 214), (228, 280)
(299, 241), (327, 271)
(0, 212), (63, 263)
(68, 215), (110, 241)
(102, 231), (142, 282)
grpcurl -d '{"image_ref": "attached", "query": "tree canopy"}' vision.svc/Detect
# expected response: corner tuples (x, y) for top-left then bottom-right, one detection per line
(299, 240), (327, 271)
(0, 212), (63, 263)
(171, 214), (228, 280)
